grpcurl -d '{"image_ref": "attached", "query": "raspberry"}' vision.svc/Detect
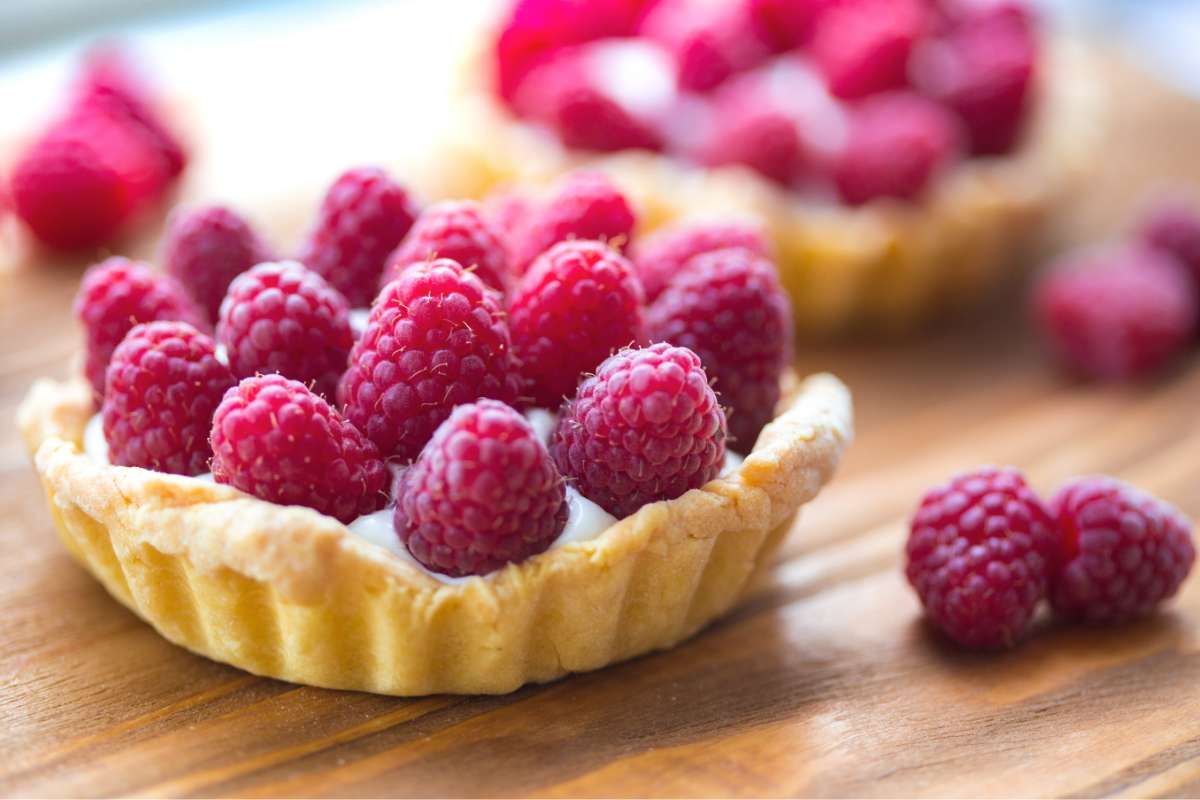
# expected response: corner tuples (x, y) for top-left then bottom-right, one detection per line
(513, 41), (670, 155)
(483, 189), (533, 237)
(640, 0), (771, 93)
(216, 261), (353, 401)
(912, 8), (1038, 155)
(1049, 477), (1195, 625)
(396, 399), (568, 577)
(211, 375), (389, 524)
(381, 201), (510, 296)
(551, 343), (727, 519)
(512, 170), (637, 273)
(749, 0), (834, 50)
(338, 259), (519, 462)
(510, 240), (647, 406)
(1138, 195), (1200, 293)
(647, 247), (792, 449)
(71, 44), (188, 180)
(102, 321), (235, 476)
(905, 466), (1058, 649)
(810, 0), (928, 99)
(297, 167), (419, 307)
(494, 0), (649, 105)
(74, 257), (208, 399)
(634, 219), (771, 302)
(701, 100), (807, 188)
(1033, 247), (1198, 381)
(834, 92), (962, 206)
(161, 205), (275, 321)
(10, 109), (167, 250)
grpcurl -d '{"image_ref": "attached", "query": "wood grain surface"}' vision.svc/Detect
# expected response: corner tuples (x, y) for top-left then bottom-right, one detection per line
(4, 14), (1200, 797)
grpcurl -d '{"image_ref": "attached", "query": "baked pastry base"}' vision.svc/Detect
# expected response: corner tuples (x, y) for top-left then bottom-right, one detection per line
(19, 371), (852, 695)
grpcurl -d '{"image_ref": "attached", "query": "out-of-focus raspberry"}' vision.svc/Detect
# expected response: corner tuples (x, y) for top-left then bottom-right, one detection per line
(1138, 194), (1200, 294)
(511, 170), (637, 273)
(640, 0), (771, 93)
(749, 0), (835, 50)
(810, 0), (929, 99)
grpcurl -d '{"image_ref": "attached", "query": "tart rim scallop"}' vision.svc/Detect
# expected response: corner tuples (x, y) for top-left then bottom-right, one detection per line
(19, 370), (852, 696)
(422, 36), (1104, 335)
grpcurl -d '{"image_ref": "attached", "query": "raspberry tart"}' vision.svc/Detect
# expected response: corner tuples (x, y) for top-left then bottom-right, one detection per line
(428, 0), (1102, 335)
(19, 175), (852, 695)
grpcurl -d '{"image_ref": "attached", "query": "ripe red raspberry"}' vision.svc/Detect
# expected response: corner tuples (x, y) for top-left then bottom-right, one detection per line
(74, 257), (208, 399)
(647, 247), (792, 449)
(749, 0), (834, 50)
(810, 0), (929, 99)
(905, 466), (1058, 649)
(1033, 247), (1198, 381)
(211, 374), (389, 524)
(10, 109), (168, 250)
(396, 399), (568, 577)
(512, 171), (637, 273)
(640, 0), (771, 93)
(102, 321), (235, 476)
(510, 240), (647, 406)
(912, 8), (1038, 155)
(1138, 195), (1200, 293)
(339, 259), (519, 462)
(634, 219), (771, 302)
(162, 205), (275, 321)
(1049, 477), (1195, 625)
(494, 0), (649, 105)
(834, 92), (962, 206)
(551, 343), (727, 519)
(297, 167), (419, 307)
(381, 201), (510, 296)
(701, 100), (807, 188)
(483, 189), (533, 237)
(216, 261), (353, 401)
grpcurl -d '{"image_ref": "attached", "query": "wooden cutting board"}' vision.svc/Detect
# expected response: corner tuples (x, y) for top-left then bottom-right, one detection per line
(3, 15), (1200, 796)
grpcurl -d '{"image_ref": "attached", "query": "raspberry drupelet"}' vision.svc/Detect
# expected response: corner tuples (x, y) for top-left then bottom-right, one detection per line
(647, 246), (793, 449)
(74, 256), (208, 400)
(396, 399), (568, 577)
(509, 240), (647, 407)
(297, 166), (419, 307)
(511, 170), (637, 273)
(102, 321), (235, 476)
(210, 374), (389, 524)
(551, 343), (727, 519)
(905, 466), (1058, 649)
(1049, 477), (1195, 625)
(339, 259), (520, 463)
(382, 200), (510, 296)
(216, 261), (354, 401)
(162, 205), (275, 322)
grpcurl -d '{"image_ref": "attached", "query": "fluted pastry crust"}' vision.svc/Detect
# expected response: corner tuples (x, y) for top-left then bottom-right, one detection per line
(19, 371), (852, 695)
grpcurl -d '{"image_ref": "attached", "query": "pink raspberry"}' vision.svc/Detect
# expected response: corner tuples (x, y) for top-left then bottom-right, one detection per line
(161, 205), (275, 321)
(396, 399), (568, 577)
(512, 170), (637, 273)
(102, 321), (235, 476)
(10, 108), (169, 250)
(810, 0), (929, 99)
(912, 7), (1038, 155)
(701, 100), (807, 188)
(551, 343), (727, 519)
(647, 247), (793, 449)
(640, 0), (771, 93)
(493, 0), (650, 105)
(510, 240), (647, 406)
(513, 41), (670, 155)
(483, 189), (534, 237)
(1050, 477), (1195, 625)
(1033, 247), (1198, 381)
(338, 259), (519, 462)
(749, 0), (834, 50)
(906, 466), (1058, 649)
(297, 167), (419, 307)
(1138, 195), (1200, 293)
(211, 374), (389, 524)
(634, 219), (771, 302)
(834, 92), (962, 206)
(74, 257), (208, 400)
(216, 261), (353, 401)
(381, 201), (510, 296)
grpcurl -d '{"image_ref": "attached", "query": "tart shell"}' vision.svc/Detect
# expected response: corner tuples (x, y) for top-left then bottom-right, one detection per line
(18, 372), (852, 696)
(422, 39), (1103, 336)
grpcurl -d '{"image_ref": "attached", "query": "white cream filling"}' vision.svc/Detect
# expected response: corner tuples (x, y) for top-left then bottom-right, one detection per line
(82, 411), (745, 584)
